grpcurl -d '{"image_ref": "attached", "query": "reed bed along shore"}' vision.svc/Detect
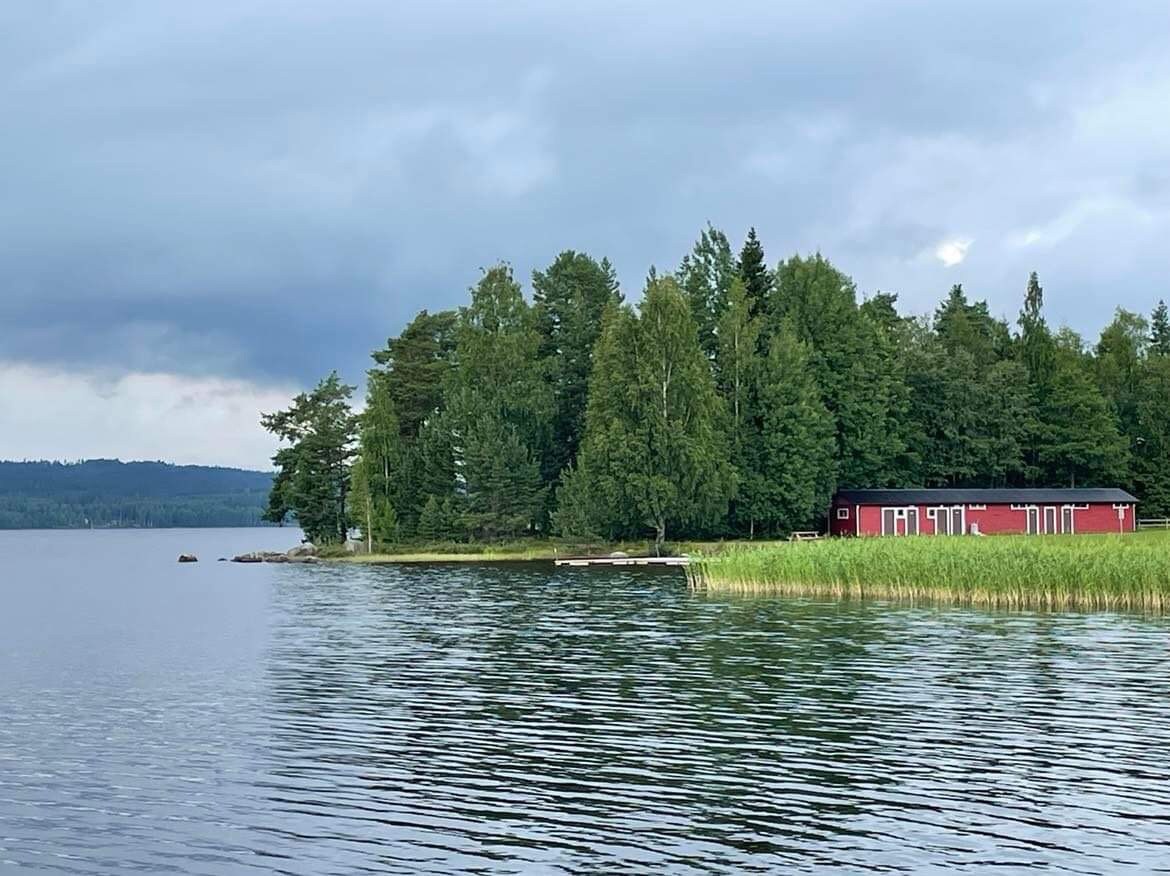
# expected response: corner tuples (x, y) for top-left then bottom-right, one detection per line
(688, 531), (1170, 612)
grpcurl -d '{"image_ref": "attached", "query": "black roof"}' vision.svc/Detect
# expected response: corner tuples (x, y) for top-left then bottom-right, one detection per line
(833, 488), (1137, 505)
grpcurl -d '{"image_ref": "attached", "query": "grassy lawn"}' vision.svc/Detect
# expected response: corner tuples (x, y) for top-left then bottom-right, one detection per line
(689, 530), (1170, 611)
(328, 537), (787, 564)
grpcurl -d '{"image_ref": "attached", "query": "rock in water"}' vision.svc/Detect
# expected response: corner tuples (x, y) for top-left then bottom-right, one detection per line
(178, 554), (198, 563)
(287, 543), (318, 558)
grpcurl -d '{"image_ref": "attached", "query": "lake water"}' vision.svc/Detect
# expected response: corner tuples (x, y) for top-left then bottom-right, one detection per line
(2, 528), (1169, 874)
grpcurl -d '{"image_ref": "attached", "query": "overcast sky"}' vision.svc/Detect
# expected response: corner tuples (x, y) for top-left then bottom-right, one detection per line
(3, 1), (1169, 468)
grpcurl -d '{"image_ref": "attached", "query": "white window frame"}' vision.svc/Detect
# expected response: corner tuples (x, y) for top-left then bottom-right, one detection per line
(1010, 504), (1028, 511)
(968, 504), (986, 511)
(836, 507), (850, 520)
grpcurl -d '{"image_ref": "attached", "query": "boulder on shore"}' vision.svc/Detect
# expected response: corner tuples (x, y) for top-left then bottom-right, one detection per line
(287, 543), (317, 558)
(231, 550), (318, 565)
(178, 554), (198, 563)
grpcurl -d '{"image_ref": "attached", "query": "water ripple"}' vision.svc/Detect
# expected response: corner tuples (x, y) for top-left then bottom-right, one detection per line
(3, 533), (1170, 873)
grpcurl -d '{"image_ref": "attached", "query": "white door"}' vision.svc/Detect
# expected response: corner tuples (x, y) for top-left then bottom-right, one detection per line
(1026, 507), (1040, 535)
(1061, 506), (1074, 534)
(1044, 506), (1058, 534)
(950, 506), (964, 536)
(935, 508), (949, 535)
(882, 508), (897, 536)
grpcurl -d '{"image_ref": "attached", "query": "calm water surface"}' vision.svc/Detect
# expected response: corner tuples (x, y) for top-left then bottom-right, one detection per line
(2, 528), (1169, 874)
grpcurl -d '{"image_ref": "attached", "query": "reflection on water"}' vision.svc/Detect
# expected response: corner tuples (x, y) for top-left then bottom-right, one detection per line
(2, 530), (1170, 873)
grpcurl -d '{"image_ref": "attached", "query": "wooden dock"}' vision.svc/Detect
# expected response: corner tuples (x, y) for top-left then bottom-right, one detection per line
(554, 555), (691, 568)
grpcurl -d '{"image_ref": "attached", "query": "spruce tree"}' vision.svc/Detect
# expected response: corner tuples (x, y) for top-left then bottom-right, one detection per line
(1036, 342), (1128, 487)
(532, 251), (622, 490)
(416, 495), (446, 542)
(367, 309), (457, 533)
(770, 253), (907, 487)
(745, 326), (836, 535)
(1150, 300), (1170, 357)
(737, 226), (771, 321)
(445, 265), (551, 539)
(1133, 354), (1170, 515)
(716, 277), (762, 534)
(556, 278), (733, 551)
(677, 224), (737, 363)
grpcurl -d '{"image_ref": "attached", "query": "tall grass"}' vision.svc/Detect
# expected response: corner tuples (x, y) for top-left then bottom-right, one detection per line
(688, 532), (1170, 612)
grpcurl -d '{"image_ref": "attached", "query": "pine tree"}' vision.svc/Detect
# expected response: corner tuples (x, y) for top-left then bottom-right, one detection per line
(260, 372), (358, 544)
(716, 277), (762, 534)
(555, 278), (733, 551)
(769, 254), (906, 487)
(532, 251), (622, 491)
(677, 224), (737, 363)
(1149, 300), (1170, 357)
(1036, 343), (1129, 487)
(444, 265), (551, 539)
(935, 284), (1011, 367)
(744, 326), (836, 535)
(367, 309), (457, 533)
(737, 227), (771, 322)
(371, 310), (457, 439)
(1133, 354), (1170, 515)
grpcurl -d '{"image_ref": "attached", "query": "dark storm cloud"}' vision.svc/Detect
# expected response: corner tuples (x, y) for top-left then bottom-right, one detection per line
(3, 0), (1170, 385)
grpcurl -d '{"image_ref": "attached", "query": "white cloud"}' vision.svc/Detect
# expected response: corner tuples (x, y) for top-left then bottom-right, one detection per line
(934, 238), (972, 267)
(0, 364), (297, 469)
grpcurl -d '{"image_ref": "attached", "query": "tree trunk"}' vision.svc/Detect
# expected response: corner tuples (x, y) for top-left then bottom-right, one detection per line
(654, 518), (666, 556)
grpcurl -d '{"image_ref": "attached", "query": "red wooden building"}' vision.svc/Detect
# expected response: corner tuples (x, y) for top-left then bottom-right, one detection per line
(829, 488), (1137, 537)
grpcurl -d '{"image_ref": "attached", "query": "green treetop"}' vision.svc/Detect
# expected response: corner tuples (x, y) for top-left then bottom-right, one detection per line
(1149, 300), (1169, 357)
(737, 226), (771, 322)
(677, 224), (737, 363)
(261, 372), (358, 545)
(556, 276), (733, 551)
(532, 251), (622, 489)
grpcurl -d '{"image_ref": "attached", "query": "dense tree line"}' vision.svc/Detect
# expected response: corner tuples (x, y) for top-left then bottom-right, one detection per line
(0, 460), (272, 528)
(262, 229), (1170, 546)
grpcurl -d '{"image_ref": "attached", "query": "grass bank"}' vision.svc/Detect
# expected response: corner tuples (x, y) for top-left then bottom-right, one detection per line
(328, 538), (776, 564)
(688, 531), (1170, 611)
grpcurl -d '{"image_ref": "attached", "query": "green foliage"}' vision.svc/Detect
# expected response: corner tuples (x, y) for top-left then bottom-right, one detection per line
(416, 494), (454, 542)
(771, 253), (907, 488)
(533, 251), (622, 488)
(446, 265), (552, 539)
(556, 278), (734, 549)
(351, 371), (403, 543)
(330, 229), (1166, 547)
(677, 224), (737, 362)
(1151, 300), (1170, 357)
(261, 372), (357, 545)
(737, 226), (771, 322)
(1133, 355), (1170, 516)
(370, 310), (457, 439)
(743, 327), (836, 535)
(1036, 344), (1129, 487)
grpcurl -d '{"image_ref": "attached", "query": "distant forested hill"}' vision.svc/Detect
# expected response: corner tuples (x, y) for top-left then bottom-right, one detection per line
(0, 459), (274, 529)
